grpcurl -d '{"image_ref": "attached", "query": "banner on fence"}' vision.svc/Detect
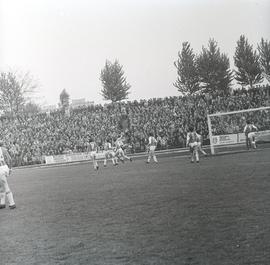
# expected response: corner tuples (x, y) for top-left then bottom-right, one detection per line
(212, 130), (270, 146)
(256, 130), (270, 142)
(45, 152), (105, 165)
(238, 133), (247, 144)
(212, 134), (238, 146)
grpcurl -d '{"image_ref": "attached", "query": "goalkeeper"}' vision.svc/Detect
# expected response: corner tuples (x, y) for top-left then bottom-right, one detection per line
(196, 131), (208, 156)
(244, 120), (258, 150)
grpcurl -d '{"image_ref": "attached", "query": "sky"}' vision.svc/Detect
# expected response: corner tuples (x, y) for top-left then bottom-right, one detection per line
(0, 0), (270, 107)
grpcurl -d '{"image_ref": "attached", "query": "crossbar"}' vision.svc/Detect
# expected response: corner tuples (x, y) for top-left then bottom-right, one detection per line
(208, 106), (270, 117)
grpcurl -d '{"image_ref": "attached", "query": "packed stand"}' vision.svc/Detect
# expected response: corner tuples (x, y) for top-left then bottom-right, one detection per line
(0, 85), (269, 166)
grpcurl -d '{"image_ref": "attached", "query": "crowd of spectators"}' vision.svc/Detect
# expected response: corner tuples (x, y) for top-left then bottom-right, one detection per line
(0, 85), (269, 166)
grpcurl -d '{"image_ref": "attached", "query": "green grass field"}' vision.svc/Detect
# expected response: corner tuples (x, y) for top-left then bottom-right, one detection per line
(1, 148), (270, 265)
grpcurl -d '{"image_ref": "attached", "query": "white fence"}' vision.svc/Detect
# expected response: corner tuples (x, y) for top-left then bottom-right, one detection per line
(45, 152), (105, 165)
(44, 130), (270, 165)
(211, 130), (270, 146)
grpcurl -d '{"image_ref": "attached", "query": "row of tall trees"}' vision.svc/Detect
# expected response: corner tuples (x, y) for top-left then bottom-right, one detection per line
(174, 40), (233, 95)
(100, 35), (270, 101)
(0, 35), (269, 115)
(174, 35), (270, 95)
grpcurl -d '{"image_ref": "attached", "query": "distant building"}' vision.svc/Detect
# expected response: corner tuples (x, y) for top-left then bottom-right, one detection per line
(41, 105), (58, 113)
(41, 98), (94, 113)
(70, 98), (94, 109)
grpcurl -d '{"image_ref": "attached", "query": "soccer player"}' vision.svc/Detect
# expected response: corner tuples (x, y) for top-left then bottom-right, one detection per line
(146, 132), (158, 163)
(87, 137), (99, 170)
(0, 141), (16, 209)
(186, 126), (200, 163)
(197, 132), (208, 156)
(103, 138), (117, 167)
(115, 133), (132, 163)
(244, 120), (258, 150)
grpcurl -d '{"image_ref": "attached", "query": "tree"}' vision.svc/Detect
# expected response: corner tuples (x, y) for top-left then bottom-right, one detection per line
(100, 60), (130, 102)
(258, 38), (270, 82)
(173, 42), (200, 95)
(59, 89), (70, 109)
(0, 71), (36, 115)
(197, 39), (233, 95)
(234, 35), (263, 88)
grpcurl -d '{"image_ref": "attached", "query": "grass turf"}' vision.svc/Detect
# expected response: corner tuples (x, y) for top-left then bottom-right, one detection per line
(1, 148), (270, 265)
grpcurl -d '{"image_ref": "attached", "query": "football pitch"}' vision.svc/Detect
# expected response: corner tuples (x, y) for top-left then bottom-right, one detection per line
(1, 148), (270, 265)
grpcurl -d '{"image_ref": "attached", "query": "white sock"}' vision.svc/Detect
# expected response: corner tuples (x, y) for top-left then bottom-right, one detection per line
(195, 151), (199, 161)
(6, 191), (15, 206)
(201, 150), (207, 155)
(0, 192), (5, 205)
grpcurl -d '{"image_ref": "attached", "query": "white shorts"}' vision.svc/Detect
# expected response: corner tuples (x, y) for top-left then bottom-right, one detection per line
(149, 146), (156, 151)
(115, 148), (124, 156)
(0, 165), (9, 192)
(248, 132), (256, 139)
(90, 151), (97, 159)
(105, 151), (115, 158)
(189, 142), (198, 148)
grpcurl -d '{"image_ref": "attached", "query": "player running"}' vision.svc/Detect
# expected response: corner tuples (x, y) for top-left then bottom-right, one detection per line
(0, 141), (16, 210)
(87, 137), (99, 170)
(115, 133), (132, 163)
(244, 120), (258, 150)
(186, 127), (200, 163)
(103, 138), (117, 167)
(146, 132), (158, 164)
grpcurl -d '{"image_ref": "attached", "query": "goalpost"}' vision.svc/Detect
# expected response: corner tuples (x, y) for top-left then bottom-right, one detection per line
(207, 106), (270, 155)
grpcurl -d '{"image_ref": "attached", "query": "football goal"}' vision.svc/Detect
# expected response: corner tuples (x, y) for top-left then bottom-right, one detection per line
(207, 106), (270, 155)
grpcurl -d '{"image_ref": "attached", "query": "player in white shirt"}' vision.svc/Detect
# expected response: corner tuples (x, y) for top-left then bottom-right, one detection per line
(186, 126), (200, 163)
(196, 132), (207, 156)
(87, 137), (99, 170)
(146, 132), (158, 163)
(243, 120), (258, 149)
(115, 133), (132, 163)
(103, 138), (117, 167)
(0, 141), (16, 209)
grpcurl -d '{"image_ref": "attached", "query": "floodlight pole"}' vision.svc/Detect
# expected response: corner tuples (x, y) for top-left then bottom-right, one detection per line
(207, 114), (215, 155)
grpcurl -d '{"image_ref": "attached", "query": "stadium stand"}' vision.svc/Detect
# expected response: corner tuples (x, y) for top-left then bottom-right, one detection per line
(0, 85), (269, 166)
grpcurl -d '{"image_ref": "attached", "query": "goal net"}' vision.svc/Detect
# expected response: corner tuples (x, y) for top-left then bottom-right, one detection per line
(207, 106), (270, 155)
